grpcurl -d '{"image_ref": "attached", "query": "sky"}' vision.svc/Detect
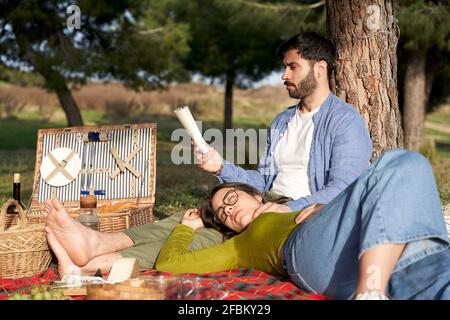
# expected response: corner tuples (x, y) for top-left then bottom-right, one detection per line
(191, 70), (283, 88)
(254, 71), (282, 87)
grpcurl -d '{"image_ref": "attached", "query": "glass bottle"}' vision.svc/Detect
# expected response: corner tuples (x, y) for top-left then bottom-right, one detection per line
(7, 173), (26, 214)
(77, 195), (100, 231)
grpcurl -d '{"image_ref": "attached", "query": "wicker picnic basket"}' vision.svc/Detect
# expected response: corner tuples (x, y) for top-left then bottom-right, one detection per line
(0, 199), (52, 279)
(86, 281), (165, 300)
(6, 123), (157, 233)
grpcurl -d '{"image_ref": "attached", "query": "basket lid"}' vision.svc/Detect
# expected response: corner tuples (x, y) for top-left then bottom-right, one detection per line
(30, 123), (157, 209)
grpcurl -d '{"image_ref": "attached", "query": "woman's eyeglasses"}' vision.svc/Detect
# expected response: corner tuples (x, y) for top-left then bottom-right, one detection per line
(213, 189), (238, 224)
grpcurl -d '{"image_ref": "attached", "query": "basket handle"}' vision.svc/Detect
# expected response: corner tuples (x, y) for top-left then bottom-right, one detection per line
(0, 199), (29, 232)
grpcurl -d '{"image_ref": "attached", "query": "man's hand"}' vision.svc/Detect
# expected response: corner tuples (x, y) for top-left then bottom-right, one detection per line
(181, 208), (204, 231)
(294, 203), (325, 224)
(193, 142), (223, 174)
(252, 202), (292, 220)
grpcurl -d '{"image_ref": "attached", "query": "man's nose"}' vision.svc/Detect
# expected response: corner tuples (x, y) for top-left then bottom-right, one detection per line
(281, 69), (290, 81)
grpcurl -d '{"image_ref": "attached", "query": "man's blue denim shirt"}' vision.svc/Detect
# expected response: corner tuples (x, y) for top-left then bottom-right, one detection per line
(216, 93), (373, 211)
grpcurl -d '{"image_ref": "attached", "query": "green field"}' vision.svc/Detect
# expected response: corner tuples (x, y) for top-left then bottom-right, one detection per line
(1, 99), (449, 218)
(0, 110), (268, 219)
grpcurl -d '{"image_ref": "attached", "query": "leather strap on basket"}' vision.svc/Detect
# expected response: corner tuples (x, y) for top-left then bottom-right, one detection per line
(0, 199), (29, 232)
(44, 149), (77, 183)
(110, 146), (142, 179)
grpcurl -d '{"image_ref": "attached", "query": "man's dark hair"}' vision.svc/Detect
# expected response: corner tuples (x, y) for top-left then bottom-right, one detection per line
(276, 32), (336, 80)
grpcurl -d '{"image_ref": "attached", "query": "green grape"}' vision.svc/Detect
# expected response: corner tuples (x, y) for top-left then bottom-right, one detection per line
(30, 287), (41, 295)
(51, 290), (64, 299)
(43, 291), (53, 300)
(39, 285), (49, 292)
(33, 292), (44, 300)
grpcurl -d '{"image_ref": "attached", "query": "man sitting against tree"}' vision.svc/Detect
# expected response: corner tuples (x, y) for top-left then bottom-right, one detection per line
(197, 32), (372, 219)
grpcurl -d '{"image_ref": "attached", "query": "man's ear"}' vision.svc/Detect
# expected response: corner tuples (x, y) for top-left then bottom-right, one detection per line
(315, 60), (328, 80)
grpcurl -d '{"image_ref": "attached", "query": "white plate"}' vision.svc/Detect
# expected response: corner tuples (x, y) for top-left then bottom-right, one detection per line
(40, 147), (81, 187)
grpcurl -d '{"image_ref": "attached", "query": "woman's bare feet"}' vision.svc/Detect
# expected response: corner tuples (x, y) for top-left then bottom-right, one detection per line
(46, 227), (82, 277)
(44, 199), (100, 266)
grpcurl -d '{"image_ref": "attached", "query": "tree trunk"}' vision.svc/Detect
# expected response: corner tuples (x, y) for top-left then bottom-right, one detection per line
(35, 65), (83, 127)
(403, 49), (427, 150)
(326, 0), (403, 160)
(224, 71), (234, 132)
(13, 29), (83, 127)
(38, 70), (83, 127)
(54, 84), (84, 127)
(424, 54), (440, 112)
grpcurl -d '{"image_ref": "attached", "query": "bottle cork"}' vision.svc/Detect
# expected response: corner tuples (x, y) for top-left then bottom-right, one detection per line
(13, 173), (20, 183)
(80, 195), (98, 208)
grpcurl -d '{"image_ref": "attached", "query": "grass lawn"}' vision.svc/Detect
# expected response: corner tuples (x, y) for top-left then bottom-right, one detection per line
(0, 111), (255, 219)
(425, 109), (450, 205)
(1, 103), (449, 219)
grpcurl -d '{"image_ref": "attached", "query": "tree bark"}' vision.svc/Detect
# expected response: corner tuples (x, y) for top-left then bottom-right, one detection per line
(403, 49), (427, 150)
(424, 54), (440, 112)
(326, 0), (403, 160)
(224, 71), (235, 132)
(13, 28), (83, 127)
(37, 67), (83, 127)
(54, 84), (84, 127)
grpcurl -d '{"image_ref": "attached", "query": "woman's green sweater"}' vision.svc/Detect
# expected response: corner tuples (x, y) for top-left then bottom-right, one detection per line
(155, 212), (299, 276)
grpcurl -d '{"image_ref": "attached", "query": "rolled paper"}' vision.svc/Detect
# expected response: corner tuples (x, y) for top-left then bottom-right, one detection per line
(174, 106), (209, 154)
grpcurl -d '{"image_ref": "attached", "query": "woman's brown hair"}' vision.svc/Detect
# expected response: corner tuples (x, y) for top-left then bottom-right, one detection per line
(199, 182), (266, 239)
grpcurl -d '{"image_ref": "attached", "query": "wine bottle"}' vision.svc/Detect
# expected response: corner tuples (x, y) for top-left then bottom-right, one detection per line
(7, 173), (26, 214)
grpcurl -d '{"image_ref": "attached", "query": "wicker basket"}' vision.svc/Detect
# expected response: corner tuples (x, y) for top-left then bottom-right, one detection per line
(0, 199), (52, 279)
(5, 123), (156, 233)
(86, 282), (165, 300)
(5, 205), (153, 233)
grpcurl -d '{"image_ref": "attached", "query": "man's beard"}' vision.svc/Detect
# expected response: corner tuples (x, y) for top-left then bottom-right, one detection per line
(284, 68), (317, 100)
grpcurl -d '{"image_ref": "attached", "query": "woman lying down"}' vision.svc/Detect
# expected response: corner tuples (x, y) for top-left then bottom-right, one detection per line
(44, 149), (450, 300)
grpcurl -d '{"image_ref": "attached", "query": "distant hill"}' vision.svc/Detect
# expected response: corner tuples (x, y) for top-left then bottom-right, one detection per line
(0, 81), (293, 124)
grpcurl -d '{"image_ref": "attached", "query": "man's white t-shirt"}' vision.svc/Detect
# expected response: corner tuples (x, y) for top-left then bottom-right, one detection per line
(270, 106), (321, 199)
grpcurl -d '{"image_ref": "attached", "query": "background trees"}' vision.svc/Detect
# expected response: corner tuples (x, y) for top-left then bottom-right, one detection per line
(165, 0), (325, 131)
(0, 0), (449, 154)
(0, 0), (189, 126)
(396, 0), (450, 150)
(0, 0), (449, 210)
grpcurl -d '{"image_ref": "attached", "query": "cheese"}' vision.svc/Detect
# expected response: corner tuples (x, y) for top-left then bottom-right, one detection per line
(107, 257), (140, 284)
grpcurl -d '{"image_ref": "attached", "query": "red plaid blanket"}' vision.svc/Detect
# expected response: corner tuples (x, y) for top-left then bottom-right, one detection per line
(0, 266), (329, 300)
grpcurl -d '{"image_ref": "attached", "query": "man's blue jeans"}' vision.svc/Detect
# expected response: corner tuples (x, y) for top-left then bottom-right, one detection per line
(283, 149), (450, 299)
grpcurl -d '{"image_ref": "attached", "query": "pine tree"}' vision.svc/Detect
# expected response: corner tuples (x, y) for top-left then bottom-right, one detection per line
(0, 0), (189, 126)
(326, 0), (404, 160)
(396, 0), (450, 150)
(165, 0), (326, 132)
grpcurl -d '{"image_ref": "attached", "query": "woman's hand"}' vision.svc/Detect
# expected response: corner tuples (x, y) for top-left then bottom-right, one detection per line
(181, 208), (204, 231)
(295, 203), (325, 224)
